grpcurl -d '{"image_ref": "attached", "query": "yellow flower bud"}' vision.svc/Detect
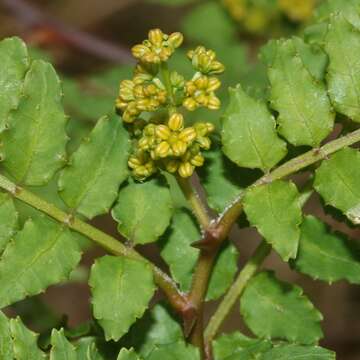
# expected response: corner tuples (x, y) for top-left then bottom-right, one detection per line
(155, 141), (171, 158)
(165, 159), (179, 173)
(191, 154), (205, 167)
(179, 127), (197, 143)
(156, 125), (171, 140)
(178, 162), (194, 178)
(168, 32), (184, 48)
(168, 113), (184, 131)
(172, 140), (187, 157)
(128, 156), (141, 169)
(206, 122), (215, 133)
(208, 96), (221, 110)
(183, 98), (198, 111)
(131, 44), (150, 59)
(197, 136), (211, 150)
(208, 77), (221, 92)
(210, 61), (225, 74)
(149, 29), (164, 47)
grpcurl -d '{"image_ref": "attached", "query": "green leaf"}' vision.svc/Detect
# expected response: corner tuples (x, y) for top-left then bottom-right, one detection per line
(261, 343), (335, 360)
(75, 337), (105, 360)
(146, 341), (199, 360)
(1, 60), (68, 186)
(160, 209), (239, 300)
(0, 311), (14, 359)
(324, 12), (360, 122)
(213, 332), (271, 360)
(199, 149), (258, 213)
(243, 180), (302, 261)
(112, 179), (173, 244)
(240, 271), (323, 344)
(0, 37), (29, 133)
(89, 255), (155, 341)
(264, 37), (334, 147)
(294, 216), (360, 283)
(181, 2), (236, 47)
(314, 147), (360, 224)
(10, 317), (46, 359)
(0, 192), (18, 254)
(58, 114), (130, 219)
(117, 348), (140, 360)
(221, 85), (287, 171)
(50, 329), (77, 360)
(0, 215), (82, 308)
(136, 304), (183, 358)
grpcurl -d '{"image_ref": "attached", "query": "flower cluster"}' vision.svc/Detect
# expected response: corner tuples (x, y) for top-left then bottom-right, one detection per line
(115, 29), (224, 180)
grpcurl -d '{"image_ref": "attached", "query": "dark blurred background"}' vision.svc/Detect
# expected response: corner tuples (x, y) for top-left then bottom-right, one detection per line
(1, 1), (360, 359)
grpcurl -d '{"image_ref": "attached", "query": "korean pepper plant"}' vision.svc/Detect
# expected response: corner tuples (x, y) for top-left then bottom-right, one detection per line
(1, 2), (360, 359)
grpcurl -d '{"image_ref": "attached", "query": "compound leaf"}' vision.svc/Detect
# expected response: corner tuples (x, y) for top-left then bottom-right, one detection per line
(160, 209), (238, 300)
(89, 255), (155, 341)
(10, 317), (46, 360)
(2, 60), (68, 186)
(240, 271), (323, 344)
(243, 180), (302, 261)
(0, 192), (18, 254)
(314, 147), (360, 224)
(0, 215), (82, 308)
(294, 216), (360, 283)
(50, 329), (77, 360)
(112, 179), (173, 245)
(261, 343), (335, 360)
(324, 12), (360, 122)
(146, 341), (199, 360)
(0, 37), (29, 133)
(222, 85), (287, 171)
(265, 37), (334, 147)
(213, 332), (271, 360)
(58, 114), (130, 219)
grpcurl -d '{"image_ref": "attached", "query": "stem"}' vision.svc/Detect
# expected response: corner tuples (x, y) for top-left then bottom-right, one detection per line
(204, 241), (271, 345)
(216, 128), (360, 240)
(176, 175), (212, 230)
(0, 174), (193, 319)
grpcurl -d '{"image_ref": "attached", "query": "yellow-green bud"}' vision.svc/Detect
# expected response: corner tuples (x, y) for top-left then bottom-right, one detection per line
(208, 96), (221, 110)
(172, 140), (187, 157)
(155, 141), (171, 158)
(131, 44), (150, 59)
(168, 32), (184, 48)
(149, 28), (164, 47)
(156, 125), (171, 140)
(165, 159), (179, 173)
(168, 113), (184, 131)
(197, 136), (211, 150)
(190, 154), (205, 167)
(208, 77), (221, 92)
(179, 127), (197, 143)
(170, 71), (185, 89)
(178, 162), (194, 178)
(183, 98), (197, 111)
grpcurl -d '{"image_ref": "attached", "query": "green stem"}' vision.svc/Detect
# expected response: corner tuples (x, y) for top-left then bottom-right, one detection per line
(216, 128), (360, 242)
(176, 175), (212, 229)
(160, 61), (176, 111)
(204, 241), (271, 346)
(0, 174), (193, 318)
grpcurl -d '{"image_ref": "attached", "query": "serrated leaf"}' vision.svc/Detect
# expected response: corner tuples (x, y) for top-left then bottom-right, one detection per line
(294, 215), (360, 283)
(89, 255), (155, 341)
(265, 37), (334, 147)
(181, 2), (236, 47)
(112, 179), (173, 244)
(0, 215), (82, 308)
(314, 147), (360, 224)
(0, 37), (29, 133)
(261, 343), (335, 360)
(243, 180), (302, 261)
(75, 337), (105, 360)
(0, 192), (18, 254)
(137, 304), (183, 358)
(160, 209), (238, 300)
(213, 332), (271, 360)
(117, 348), (140, 360)
(58, 114), (130, 219)
(240, 271), (323, 344)
(324, 12), (360, 122)
(0, 311), (14, 359)
(2, 60), (68, 186)
(146, 341), (199, 360)
(222, 85), (287, 171)
(50, 328), (77, 360)
(10, 317), (46, 359)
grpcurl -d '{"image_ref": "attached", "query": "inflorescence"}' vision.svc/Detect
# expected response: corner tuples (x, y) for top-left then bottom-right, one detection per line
(115, 29), (224, 180)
